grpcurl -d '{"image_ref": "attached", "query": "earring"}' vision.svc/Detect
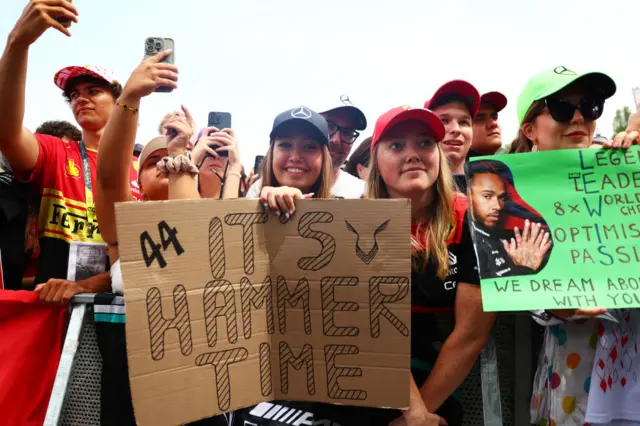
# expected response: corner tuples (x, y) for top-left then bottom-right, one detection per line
(532, 145), (539, 152)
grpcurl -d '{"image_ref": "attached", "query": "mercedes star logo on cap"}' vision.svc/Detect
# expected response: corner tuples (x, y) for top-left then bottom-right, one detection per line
(291, 107), (312, 119)
(554, 66), (577, 76)
(340, 95), (353, 106)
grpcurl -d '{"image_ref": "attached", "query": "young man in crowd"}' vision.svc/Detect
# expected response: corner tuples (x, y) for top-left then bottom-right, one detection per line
(0, 0), (139, 303)
(35, 120), (82, 143)
(425, 80), (480, 192)
(469, 92), (508, 157)
(319, 96), (368, 198)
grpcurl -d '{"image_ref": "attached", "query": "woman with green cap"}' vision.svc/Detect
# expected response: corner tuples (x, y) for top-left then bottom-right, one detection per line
(511, 66), (638, 153)
(513, 66), (640, 426)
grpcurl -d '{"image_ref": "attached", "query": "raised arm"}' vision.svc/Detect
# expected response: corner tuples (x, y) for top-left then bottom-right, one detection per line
(163, 113), (200, 200)
(95, 49), (177, 244)
(0, 0), (78, 175)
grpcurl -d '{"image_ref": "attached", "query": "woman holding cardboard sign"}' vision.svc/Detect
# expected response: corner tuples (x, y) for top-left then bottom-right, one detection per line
(361, 106), (495, 426)
(245, 106), (334, 218)
(512, 67), (640, 426)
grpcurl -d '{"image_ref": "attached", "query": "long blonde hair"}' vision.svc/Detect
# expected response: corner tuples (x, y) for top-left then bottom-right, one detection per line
(261, 140), (333, 199)
(365, 143), (455, 280)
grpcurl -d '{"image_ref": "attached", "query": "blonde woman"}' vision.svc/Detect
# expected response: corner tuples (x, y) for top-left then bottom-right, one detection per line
(365, 106), (495, 426)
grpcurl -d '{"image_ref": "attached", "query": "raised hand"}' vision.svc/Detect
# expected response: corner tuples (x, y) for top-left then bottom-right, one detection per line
(120, 50), (178, 101)
(209, 128), (241, 170)
(503, 219), (551, 271)
(10, 0), (78, 47)
(164, 106), (194, 156)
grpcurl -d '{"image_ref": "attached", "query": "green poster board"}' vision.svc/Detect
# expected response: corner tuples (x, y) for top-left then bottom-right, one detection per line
(465, 146), (640, 311)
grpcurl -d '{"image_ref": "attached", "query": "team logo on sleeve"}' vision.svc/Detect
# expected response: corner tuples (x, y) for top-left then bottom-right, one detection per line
(65, 159), (81, 178)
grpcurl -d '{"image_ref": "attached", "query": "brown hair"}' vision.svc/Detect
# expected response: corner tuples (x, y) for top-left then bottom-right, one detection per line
(261, 141), (333, 199)
(510, 100), (546, 153)
(365, 143), (455, 280)
(62, 76), (122, 103)
(344, 137), (372, 178)
(35, 120), (82, 141)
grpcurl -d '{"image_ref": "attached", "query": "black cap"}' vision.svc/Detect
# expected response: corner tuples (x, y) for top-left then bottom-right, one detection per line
(270, 106), (329, 145)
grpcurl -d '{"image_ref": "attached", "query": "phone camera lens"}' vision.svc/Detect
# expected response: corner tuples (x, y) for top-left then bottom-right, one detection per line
(155, 42), (162, 50)
(146, 39), (154, 45)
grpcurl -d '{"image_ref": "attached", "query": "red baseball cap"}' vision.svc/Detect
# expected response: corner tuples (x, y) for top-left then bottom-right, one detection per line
(54, 65), (115, 91)
(480, 91), (508, 112)
(424, 80), (480, 118)
(371, 106), (445, 154)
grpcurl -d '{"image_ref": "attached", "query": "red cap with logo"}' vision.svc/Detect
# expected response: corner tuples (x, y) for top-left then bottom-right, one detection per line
(53, 65), (115, 91)
(424, 80), (480, 118)
(371, 106), (445, 154)
(480, 91), (508, 112)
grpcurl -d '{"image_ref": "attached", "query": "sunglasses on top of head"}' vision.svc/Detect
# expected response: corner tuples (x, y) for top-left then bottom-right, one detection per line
(544, 96), (605, 123)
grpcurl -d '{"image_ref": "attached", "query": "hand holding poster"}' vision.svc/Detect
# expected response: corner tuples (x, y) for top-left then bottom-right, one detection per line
(465, 146), (640, 311)
(115, 199), (411, 426)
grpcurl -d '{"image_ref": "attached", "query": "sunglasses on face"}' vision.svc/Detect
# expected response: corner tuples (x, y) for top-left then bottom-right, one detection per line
(544, 96), (605, 123)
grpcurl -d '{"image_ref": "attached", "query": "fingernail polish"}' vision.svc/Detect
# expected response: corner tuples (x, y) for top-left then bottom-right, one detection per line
(263, 203), (268, 209)
(275, 210), (281, 217)
(285, 213), (290, 220)
(288, 209), (293, 215)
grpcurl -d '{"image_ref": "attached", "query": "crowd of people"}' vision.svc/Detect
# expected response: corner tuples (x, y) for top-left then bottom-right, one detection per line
(1, 1), (640, 426)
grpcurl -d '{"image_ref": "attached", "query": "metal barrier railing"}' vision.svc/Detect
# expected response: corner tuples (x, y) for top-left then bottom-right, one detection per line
(43, 294), (535, 426)
(44, 294), (97, 426)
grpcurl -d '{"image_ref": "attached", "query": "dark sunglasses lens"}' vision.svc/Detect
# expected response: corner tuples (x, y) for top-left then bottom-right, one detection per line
(547, 99), (576, 122)
(580, 97), (604, 121)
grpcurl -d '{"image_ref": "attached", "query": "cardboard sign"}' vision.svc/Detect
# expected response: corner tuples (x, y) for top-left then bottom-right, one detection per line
(115, 199), (411, 426)
(465, 147), (640, 311)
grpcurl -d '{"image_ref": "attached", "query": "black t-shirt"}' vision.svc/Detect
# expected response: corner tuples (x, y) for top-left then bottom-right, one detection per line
(232, 195), (480, 426)
(0, 171), (30, 290)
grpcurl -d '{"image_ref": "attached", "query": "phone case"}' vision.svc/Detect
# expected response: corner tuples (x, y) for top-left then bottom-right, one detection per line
(207, 112), (232, 157)
(208, 112), (232, 131)
(144, 37), (175, 93)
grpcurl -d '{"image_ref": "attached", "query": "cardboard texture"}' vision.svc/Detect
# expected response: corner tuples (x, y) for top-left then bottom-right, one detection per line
(115, 199), (411, 426)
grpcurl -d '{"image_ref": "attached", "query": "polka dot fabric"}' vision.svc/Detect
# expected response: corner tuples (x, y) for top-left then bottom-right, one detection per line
(531, 321), (600, 425)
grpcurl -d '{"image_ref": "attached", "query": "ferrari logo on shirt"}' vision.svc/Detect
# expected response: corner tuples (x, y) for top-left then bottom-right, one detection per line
(65, 159), (81, 179)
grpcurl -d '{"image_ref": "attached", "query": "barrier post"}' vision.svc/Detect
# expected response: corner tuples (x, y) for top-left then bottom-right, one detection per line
(43, 295), (94, 426)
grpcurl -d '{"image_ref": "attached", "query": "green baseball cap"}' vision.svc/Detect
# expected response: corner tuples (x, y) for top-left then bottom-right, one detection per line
(517, 66), (616, 124)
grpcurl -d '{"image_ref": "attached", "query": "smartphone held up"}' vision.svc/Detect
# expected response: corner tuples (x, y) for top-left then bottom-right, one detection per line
(206, 112), (232, 158)
(144, 37), (175, 92)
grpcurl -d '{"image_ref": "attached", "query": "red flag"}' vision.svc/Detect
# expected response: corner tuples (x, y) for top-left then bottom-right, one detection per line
(0, 290), (66, 426)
